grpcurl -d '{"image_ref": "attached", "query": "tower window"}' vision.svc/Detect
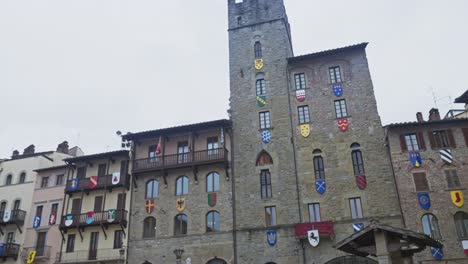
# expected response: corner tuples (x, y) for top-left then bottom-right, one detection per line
(294, 73), (306, 90)
(422, 213), (442, 240)
(445, 169), (461, 189)
(175, 176), (189, 196)
(206, 211), (221, 232)
(334, 99), (348, 118)
(308, 203), (321, 222)
(254, 41), (262, 59)
(265, 206), (277, 226)
(259, 111), (271, 129)
(349, 197), (363, 219)
(298, 106), (310, 124)
(174, 214), (188, 236)
(237, 16), (242, 26)
(256, 79), (266, 96)
(404, 133), (420, 151)
(313, 155), (325, 180)
(260, 170), (272, 199)
(351, 143), (365, 175)
(329, 66), (342, 83)
(413, 172), (429, 192)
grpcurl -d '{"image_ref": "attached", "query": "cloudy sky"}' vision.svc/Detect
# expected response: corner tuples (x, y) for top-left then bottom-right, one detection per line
(1, 0), (467, 158)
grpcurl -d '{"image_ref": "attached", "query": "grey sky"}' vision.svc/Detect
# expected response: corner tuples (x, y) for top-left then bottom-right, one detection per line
(1, 0), (467, 158)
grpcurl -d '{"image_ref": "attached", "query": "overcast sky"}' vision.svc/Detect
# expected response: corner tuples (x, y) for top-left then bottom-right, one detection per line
(1, 0), (467, 158)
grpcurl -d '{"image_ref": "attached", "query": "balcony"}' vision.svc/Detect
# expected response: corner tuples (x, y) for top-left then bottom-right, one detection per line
(21, 246), (52, 261)
(0, 210), (26, 225)
(65, 173), (130, 194)
(294, 221), (334, 238)
(59, 210), (128, 231)
(0, 243), (20, 260)
(133, 148), (228, 173)
(57, 248), (125, 263)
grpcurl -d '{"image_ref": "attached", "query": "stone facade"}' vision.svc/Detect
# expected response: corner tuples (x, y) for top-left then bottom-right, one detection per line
(386, 113), (468, 263)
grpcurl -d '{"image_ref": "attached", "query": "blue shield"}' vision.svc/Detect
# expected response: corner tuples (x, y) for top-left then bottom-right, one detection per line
(353, 223), (364, 233)
(431, 247), (444, 261)
(266, 230), (277, 246)
(333, 84), (343, 97)
(70, 178), (79, 191)
(33, 216), (41, 229)
(409, 152), (422, 168)
(261, 130), (271, 143)
(315, 179), (326, 195)
(0, 243), (4, 256)
(418, 192), (431, 210)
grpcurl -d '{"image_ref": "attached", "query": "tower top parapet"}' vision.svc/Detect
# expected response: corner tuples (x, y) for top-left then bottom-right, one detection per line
(227, 0), (288, 30)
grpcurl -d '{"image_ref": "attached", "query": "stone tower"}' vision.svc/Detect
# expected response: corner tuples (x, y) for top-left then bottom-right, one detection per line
(228, 0), (302, 263)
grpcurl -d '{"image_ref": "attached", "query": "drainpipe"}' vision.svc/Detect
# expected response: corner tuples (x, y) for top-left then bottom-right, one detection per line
(229, 125), (238, 264)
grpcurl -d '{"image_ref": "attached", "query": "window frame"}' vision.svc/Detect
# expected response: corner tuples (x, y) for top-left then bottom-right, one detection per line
(66, 234), (76, 253)
(454, 212), (468, 239)
(55, 174), (64, 186)
(254, 41), (262, 59)
(146, 179), (159, 199)
(313, 155), (325, 180)
(6, 174), (12, 185)
(308, 203), (321, 223)
(19, 173), (26, 184)
(259, 111), (271, 129)
(413, 172), (430, 192)
(260, 170), (272, 199)
(265, 206), (277, 227)
(297, 106), (311, 124)
(113, 230), (124, 249)
(351, 144), (365, 175)
(329, 66), (342, 84)
(207, 137), (219, 155)
(256, 79), (266, 96)
(206, 211), (221, 233)
(143, 217), (156, 238)
(206, 172), (220, 193)
(174, 214), (188, 236)
(445, 169), (461, 189)
(175, 176), (189, 196)
(294, 73), (306, 90)
(433, 130), (450, 149)
(40, 177), (49, 188)
(421, 213), (442, 240)
(334, 99), (348, 118)
(349, 197), (363, 219)
(405, 133), (420, 151)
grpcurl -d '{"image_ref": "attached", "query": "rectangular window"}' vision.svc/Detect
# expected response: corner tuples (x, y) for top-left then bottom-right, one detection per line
(432, 130), (451, 148)
(113, 230), (124, 249)
(259, 111), (271, 129)
(260, 170), (272, 199)
(97, 164), (107, 177)
(35, 205), (43, 219)
(334, 99), (348, 118)
(6, 232), (14, 244)
(51, 203), (59, 215)
(413, 172), (429, 192)
(445, 170), (461, 189)
(76, 166), (86, 179)
(405, 134), (420, 151)
(349, 198), (363, 219)
(329, 66), (342, 83)
(256, 79), (266, 96)
(294, 73), (306, 90)
(148, 145), (156, 158)
(207, 137), (219, 155)
(40, 177), (49, 188)
(298, 106), (311, 124)
(66, 234), (75, 252)
(177, 142), (189, 163)
(313, 156), (325, 180)
(308, 203), (321, 222)
(265, 206), (277, 226)
(56, 174), (64, 186)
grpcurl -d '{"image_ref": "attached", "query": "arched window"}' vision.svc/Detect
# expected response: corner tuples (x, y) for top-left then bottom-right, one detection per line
(313, 149), (325, 180)
(176, 176), (189, 196)
(13, 200), (20, 210)
(325, 256), (377, 264)
(206, 211), (220, 232)
(256, 79), (266, 96)
(256, 151), (273, 166)
(237, 16), (242, 26)
(143, 217), (156, 238)
(351, 143), (365, 175)
(0, 201), (7, 216)
(146, 180), (159, 199)
(207, 258), (227, 264)
(174, 214), (188, 235)
(454, 211), (468, 238)
(254, 41), (262, 59)
(422, 213), (441, 240)
(206, 172), (220, 193)
(19, 173), (26, 184)
(6, 175), (12, 185)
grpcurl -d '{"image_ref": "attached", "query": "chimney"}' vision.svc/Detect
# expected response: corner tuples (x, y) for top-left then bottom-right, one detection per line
(428, 108), (441, 121)
(56, 141), (69, 154)
(12, 150), (19, 157)
(416, 112), (424, 123)
(23, 144), (35, 155)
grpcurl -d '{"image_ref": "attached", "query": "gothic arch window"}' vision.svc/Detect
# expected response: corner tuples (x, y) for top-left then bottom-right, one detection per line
(206, 211), (220, 232)
(146, 179), (159, 199)
(454, 211), (468, 238)
(5, 174), (12, 185)
(256, 150), (273, 166)
(351, 143), (365, 175)
(143, 217), (156, 238)
(19, 172), (26, 184)
(254, 41), (262, 59)
(206, 172), (220, 193)
(175, 176), (189, 196)
(207, 258), (227, 264)
(174, 214), (188, 236)
(325, 256), (377, 264)
(0, 201), (7, 215)
(313, 149), (325, 180)
(422, 213), (442, 240)
(256, 78), (266, 96)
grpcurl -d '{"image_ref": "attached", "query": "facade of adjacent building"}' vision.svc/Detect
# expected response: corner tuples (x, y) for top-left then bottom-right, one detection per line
(56, 150), (130, 264)
(125, 120), (233, 264)
(386, 109), (468, 263)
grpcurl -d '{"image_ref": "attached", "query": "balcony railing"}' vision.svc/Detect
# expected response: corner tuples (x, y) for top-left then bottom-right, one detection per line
(59, 210), (128, 230)
(294, 221), (335, 238)
(57, 248), (125, 263)
(133, 148), (228, 173)
(65, 173), (130, 194)
(21, 246), (52, 260)
(0, 243), (20, 260)
(0, 210), (26, 225)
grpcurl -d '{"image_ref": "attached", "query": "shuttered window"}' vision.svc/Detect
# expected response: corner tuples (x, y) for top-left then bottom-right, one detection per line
(428, 129), (456, 149)
(413, 172), (429, 192)
(445, 170), (461, 189)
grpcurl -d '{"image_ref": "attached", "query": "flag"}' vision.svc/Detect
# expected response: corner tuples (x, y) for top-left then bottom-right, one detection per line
(220, 127), (225, 146)
(155, 136), (162, 156)
(462, 240), (468, 256)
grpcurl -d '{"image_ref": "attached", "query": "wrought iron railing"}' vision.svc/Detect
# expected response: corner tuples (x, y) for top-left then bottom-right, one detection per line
(59, 209), (128, 230)
(65, 173), (130, 193)
(133, 148), (227, 172)
(0, 243), (20, 259)
(0, 210), (26, 225)
(21, 246), (52, 260)
(57, 248), (125, 263)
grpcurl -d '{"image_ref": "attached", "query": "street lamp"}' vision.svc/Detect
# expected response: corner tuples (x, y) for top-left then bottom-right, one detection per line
(173, 249), (184, 264)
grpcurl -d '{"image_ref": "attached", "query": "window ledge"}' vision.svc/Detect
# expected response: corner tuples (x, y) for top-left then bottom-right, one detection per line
(335, 116), (352, 120)
(445, 188), (466, 192)
(258, 127), (273, 131)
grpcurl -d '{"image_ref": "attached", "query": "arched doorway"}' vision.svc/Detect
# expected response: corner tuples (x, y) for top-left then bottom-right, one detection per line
(325, 256), (377, 264)
(206, 258), (227, 264)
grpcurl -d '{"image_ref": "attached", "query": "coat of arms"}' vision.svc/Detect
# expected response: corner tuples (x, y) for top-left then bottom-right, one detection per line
(254, 59), (264, 70)
(418, 192), (431, 210)
(307, 230), (319, 247)
(300, 124), (310, 138)
(89, 176), (98, 189)
(112, 172), (120, 185)
(355, 175), (367, 190)
(257, 96), (266, 107)
(451, 190), (464, 207)
(86, 212), (95, 224)
(409, 152), (422, 167)
(315, 179), (326, 195)
(353, 223), (364, 233)
(33, 216), (41, 229)
(65, 215), (73, 226)
(261, 130), (271, 143)
(439, 149), (453, 164)
(337, 118), (349, 132)
(266, 230), (277, 246)
(146, 199), (154, 214)
(176, 197), (186, 212)
(208, 193), (217, 207)
(333, 84), (343, 97)
(431, 247), (444, 261)
(296, 89), (306, 102)
(49, 213), (56, 225)
(107, 209), (116, 223)
(69, 178), (79, 191)
(26, 250), (36, 264)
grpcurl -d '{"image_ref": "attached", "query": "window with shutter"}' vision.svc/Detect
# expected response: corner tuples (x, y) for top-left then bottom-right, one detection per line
(413, 172), (429, 192)
(445, 169), (461, 189)
(462, 128), (468, 147)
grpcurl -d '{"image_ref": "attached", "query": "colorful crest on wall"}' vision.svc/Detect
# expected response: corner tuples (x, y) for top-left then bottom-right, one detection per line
(409, 152), (422, 168)
(254, 59), (264, 70)
(2, 210), (11, 222)
(333, 84), (343, 97)
(145, 199), (154, 214)
(353, 223), (364, 233)
(89, 176), (98, 189)
(307, 230), (319, 247)
(261, 130), (271, 143)
(108, 209), (116, 223)
(315, 179), (326, 195)
(337, 118), (349, 132)
(417, 192), (431, 210)
(49, 213), (56, 225)
(85, 212), (95, 225)
(451, 190), (464, 207)
(355, 175), (367, 190)
(266, 230), (277, 246)
(112, 172), (120, 185)
(462, 240), (468, 256)
(208, 193), (217, 207)
(300, 124), (310, 138)
(431, 247), (444, 261)
(257, 96), (266, 107)
(439, 149), (453, 164)
(26, 250), (36, 264)
(296, 89), (306, 102)
(33, 216), (41, 229)
(176, 197), (186, 212)
(65, 215), (73, 226)
(70, 178), (79, 191)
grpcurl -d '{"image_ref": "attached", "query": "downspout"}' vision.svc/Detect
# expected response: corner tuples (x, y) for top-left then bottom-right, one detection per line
(229, 125), (238, 264)
(58, 164), (73, 263)
(285, 64), (305, 264)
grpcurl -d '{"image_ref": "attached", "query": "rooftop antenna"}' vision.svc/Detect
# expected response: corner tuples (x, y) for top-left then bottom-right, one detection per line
(430, 86), (452, 108)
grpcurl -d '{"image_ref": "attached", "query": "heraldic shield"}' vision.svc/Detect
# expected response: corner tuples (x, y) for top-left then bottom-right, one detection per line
(176, 197), (186, 212)
(296, 89), (306, 102)
(257, 96), (266, 107)
(69, 178), (79, 191)
(315, 179), (326, 195)
(333, 84), (343, 97)
(338, 118), (349, 132)
(300, 124), (310, 138)
(65, 215), (73, 227)
(307, 230), (319, 247)
(355, 175), (367, 190)
(89, 176), (98, 188)
(418, 192), (431, 210)
(451, 190), (464, 207)
(146, 199), (154, 214)
(261, 130), (271, 144)
(409, 151), (422, 167)
(112, 172), (120, 185)
(431, 247), (444, 261)
(266, 230), (277, 246)
(254, 59), (264, 70)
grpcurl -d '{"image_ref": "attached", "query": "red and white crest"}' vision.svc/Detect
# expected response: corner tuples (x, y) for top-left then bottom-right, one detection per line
(296, 90), (306, 102)
(338, 118), (349, 132)
(146, 199), (154, 214)
(89, 176), (98, 188)
(356, 175), (367, 190)
(112, 172), (120, 185)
